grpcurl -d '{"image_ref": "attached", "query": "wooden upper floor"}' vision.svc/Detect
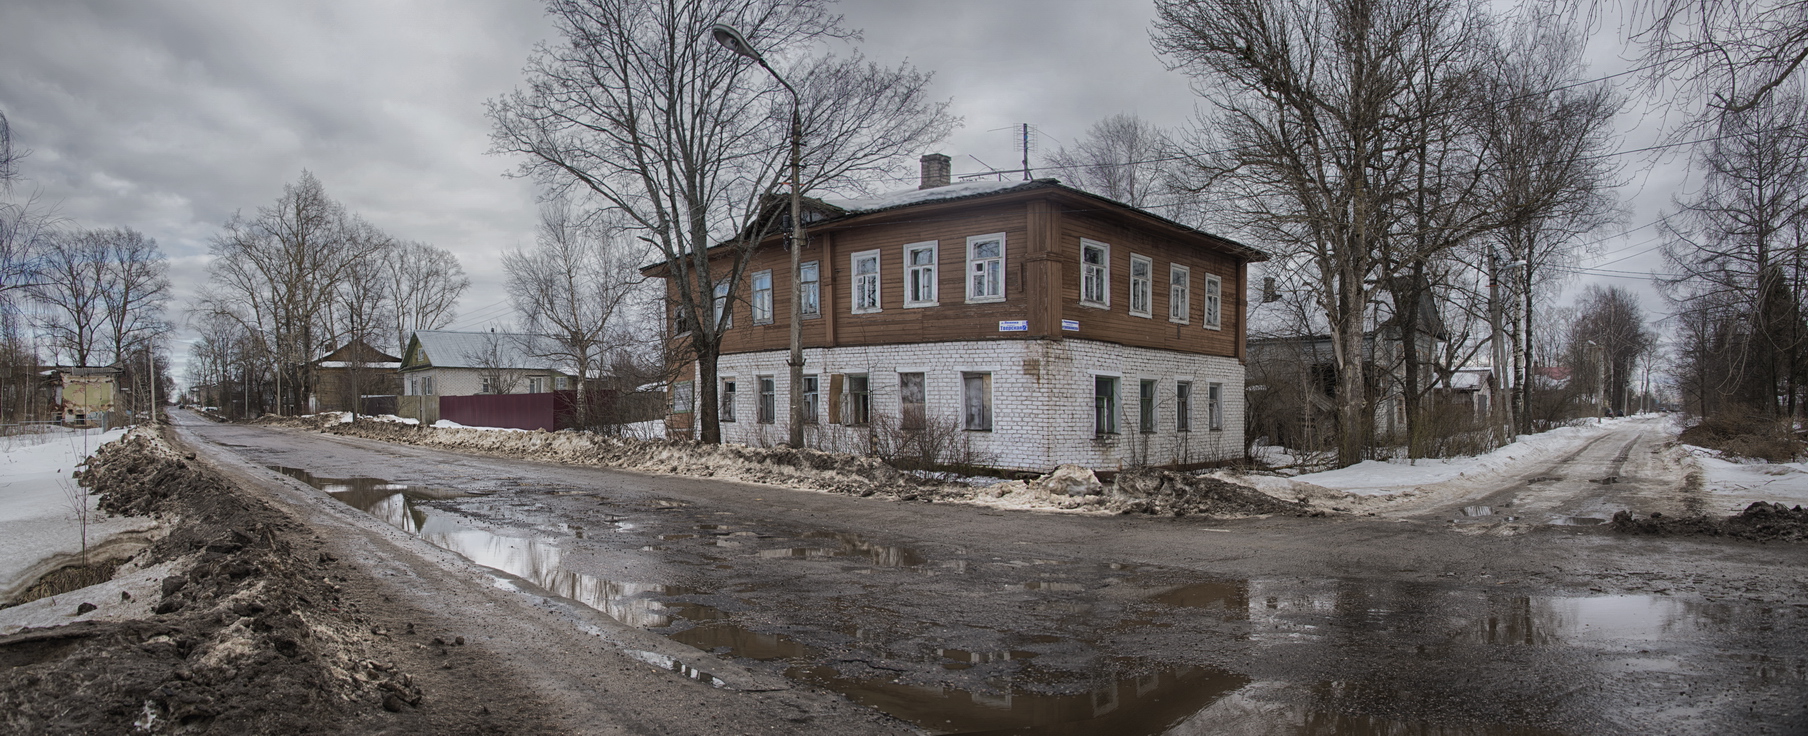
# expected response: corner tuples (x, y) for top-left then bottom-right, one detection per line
(659, 180), (1264, 360)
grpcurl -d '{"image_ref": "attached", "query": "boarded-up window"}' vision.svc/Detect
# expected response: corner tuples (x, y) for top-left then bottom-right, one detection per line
(963, 373), (992, 431)
(900, 372), (925, 430)
(828, 374), (844, 424)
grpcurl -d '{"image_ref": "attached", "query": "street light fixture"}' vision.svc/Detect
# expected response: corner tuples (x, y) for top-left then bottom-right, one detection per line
(710, 23), (808, 449)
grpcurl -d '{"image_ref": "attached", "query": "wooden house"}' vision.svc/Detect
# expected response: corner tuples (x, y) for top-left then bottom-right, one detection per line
(649, 155), (1265, 472)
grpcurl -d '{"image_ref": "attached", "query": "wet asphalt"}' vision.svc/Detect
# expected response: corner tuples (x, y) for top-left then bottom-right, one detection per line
(173, 412), (1808, 735)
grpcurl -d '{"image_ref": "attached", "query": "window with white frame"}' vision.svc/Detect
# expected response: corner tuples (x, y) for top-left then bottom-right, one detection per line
(481, 376), (497, 394)
(852, 250), (881, 313)
(1176, 381), (1193, 431)
(671, 380), (692, 413)
(751, 270), (773, 324)
(801, 375), (819, 423)
(713, 279), (732, 329)
(720, 379), (736, 422)
(904, 242), (937, 307)
(757, 376), (776, 424)
(1129, 254), (1152, 317)
(1081, 239), (1110, 307)
(967, 233), (1005, 302)
(528, 376), (547, 393)
(800, 261), (820, 316)
(555, 375), (569, 390)
(1204, 274), (1223, 329)
(1208, 382), (1224, 430)
(1093, 375), (1118, 435)
(845, 374), (872, 425)
(899, 372), (926, 429)
(963, 372), (992, 431)
(1169, 264), (1191, 323)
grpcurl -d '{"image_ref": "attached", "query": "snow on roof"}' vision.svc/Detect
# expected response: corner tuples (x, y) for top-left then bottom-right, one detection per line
(317, 361), (401, 370)
(820, 180), (1034, 214)
(1445, 369), (1489, 390)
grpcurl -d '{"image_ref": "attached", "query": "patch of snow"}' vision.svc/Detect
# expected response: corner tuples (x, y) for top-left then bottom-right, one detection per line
(821, 180), (1028, 213)
(0, 558), (177, 635)
(365, 414), (420, 425)
(0, 428), (157, 598)
(431, 419), (527, 432)
(1682, 446), (1808, 513)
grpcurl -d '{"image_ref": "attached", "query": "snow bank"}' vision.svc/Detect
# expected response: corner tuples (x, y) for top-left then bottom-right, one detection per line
(0, 428), (157, 601)
(1680, 446), (1808, 513)
(1244, 416), (1658, 498)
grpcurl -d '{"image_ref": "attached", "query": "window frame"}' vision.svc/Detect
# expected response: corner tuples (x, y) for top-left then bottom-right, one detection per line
(720, 378), (737, 423)
(1139, 378), (1157, 433)
(966, 233), (1006, 303)
(757, 376), (776, 424)
(962, 372), (993, 431)
(899, 372), (926, 430)
(671, 380), (693, 414)
(1129, 254), (1153, 318)
(799, 260), (821, 317)
(1208, 382), (1224, 430)
(528, 376), (547, 394)
(1176, 380), (1193, 432)
(1169, 264), (1191, 324)
(903, 241), (938, 308)
(1080, 239), (1111, 308)
(1093, 375), (1119, 435)
(1204, 274), (1223, 330)
(713, 279), (732, 329)
(801, 375), (819, 423)
(845, 374), (872, 425)
(751, 269), (774, 325)
(851, 250), (882, 314)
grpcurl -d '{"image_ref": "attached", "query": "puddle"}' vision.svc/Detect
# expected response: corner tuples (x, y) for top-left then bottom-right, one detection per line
(275, 466), (683, 628)
(788, 660), (1250, 735)
(1548, 516), (1606, 526)
(1170, 680), (1563, 735)
(1455, 594), (1719, 646)
(1148, 580), (1250, 619)
(756, 532), (927, 568)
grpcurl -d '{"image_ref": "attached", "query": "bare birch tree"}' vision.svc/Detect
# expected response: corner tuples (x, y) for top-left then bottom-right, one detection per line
(1044, 114), (1170, 207)
(505, 198), (644, 429)
(487, 0), (952, 444)
(383, 240), (468, 354)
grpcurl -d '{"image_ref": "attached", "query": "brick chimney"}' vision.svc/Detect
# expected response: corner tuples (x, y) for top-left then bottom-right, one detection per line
(918, 153), (951, 189)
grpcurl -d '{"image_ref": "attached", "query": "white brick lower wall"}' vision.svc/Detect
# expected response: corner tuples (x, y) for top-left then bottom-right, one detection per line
(696, 339), (1245, 472)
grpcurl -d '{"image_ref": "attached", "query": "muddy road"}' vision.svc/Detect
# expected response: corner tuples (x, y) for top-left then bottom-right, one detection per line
(168, 411), (1808, 735)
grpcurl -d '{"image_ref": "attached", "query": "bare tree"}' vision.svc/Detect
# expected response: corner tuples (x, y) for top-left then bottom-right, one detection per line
(1156, 0), (1490, 466)
(197, 172), (389, 415)
(1043, 114), (1170, 207)
(487, 0), (952, 444)
(1618, 0), (1808, 116)
(505, 198), (645, 429)
(1472, 18), (1622, 434)
(465, 330), (528, 396)
(98, 227), (170, 366)
(1661, 88), (1808, 417)
(29, 230), (110, 367)
(1567, 284), (1655, 415)
(383, 240), (468, 354)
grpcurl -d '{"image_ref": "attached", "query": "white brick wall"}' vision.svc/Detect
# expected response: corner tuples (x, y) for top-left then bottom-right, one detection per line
(697, 339), (1245, 472)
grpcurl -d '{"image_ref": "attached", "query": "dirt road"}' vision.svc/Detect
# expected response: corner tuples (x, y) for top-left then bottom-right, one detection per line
(168, 411), (1808, 735)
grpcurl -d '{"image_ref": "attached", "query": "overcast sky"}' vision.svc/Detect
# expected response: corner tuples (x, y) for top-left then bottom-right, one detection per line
(0, 0), (1686, 381)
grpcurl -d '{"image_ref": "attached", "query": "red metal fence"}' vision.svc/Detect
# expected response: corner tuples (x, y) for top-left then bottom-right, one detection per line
(437, 390), (625, 431)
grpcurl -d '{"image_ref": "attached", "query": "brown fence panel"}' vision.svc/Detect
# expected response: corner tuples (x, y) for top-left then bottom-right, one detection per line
(439, 393), (558, 431)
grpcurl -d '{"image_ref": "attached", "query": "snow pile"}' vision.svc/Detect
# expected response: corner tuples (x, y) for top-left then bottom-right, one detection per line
(1678, 445), (1808, 512)
(1263, 416), (1655, 498)
(0, 427), (155, 602)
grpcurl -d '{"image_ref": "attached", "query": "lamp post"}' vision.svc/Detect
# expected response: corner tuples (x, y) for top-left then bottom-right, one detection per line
(711, 23), (807, 449)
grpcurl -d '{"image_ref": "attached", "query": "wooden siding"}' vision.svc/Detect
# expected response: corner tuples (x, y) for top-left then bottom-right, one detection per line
(671, 190), (1249, 359)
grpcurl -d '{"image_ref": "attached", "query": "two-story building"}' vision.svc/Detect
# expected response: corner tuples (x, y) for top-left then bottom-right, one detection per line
(653, 155), (1265, 472)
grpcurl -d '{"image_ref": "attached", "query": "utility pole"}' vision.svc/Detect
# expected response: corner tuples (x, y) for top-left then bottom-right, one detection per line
(1021, 123), (1031, 181)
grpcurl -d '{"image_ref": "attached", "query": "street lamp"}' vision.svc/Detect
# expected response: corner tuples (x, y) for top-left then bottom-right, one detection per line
(711, 22), (807, 449)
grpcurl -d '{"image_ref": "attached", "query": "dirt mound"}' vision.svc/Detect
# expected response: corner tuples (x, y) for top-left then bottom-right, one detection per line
(1, 429), (427, 734)
(1678, 415), (1803, 462)
(1610, 502), (1808, 542)
(1106, 468), (1322, 518)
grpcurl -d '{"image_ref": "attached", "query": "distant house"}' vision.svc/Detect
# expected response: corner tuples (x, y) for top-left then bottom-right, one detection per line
(51, 366), (122, 427)
(646, 154), (1265, 472)
(396, 330), (582, 425)
(311, 338), (401, 414)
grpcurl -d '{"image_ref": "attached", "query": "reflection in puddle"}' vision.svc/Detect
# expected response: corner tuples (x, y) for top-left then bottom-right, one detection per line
(1458, 594), (1715, 646)
(274, 466), (681, 628)
(1460, 506), (1494, 517)
(788, 661), (1250, 735)
(756, 532), (927, 567)
(1148, 580), (1250, 619)
(1170, 680), (1562, 735)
